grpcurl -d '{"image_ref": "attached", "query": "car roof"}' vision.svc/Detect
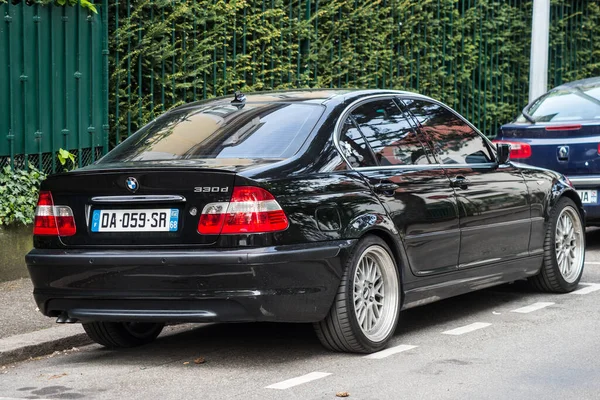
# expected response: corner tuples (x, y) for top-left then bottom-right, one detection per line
(170, 88), (431, 111)
(553, 76), (600, 91)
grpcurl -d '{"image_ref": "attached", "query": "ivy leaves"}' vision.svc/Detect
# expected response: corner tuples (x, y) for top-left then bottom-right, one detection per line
(52, 0), (97, 13)
(57, 148), (77, 172)
(0, 166), (46, 226)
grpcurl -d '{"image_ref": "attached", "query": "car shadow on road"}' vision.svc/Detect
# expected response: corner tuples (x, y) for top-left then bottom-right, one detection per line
(586, 228), (600, 251)
(395, 281), (535, 336)
(65, 279), (566, 366)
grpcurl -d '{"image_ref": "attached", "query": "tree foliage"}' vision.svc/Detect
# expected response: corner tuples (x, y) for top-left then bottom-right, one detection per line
(109, 0), (600, 140)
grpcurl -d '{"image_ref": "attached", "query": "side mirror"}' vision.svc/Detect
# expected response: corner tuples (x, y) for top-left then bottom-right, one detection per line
(496, 143), (511, 165)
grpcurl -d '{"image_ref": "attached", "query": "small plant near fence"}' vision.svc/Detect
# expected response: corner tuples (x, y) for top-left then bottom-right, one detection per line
(57, 148), (77, 172)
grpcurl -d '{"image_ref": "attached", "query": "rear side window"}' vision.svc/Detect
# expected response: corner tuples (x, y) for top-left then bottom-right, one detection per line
(349, 99), (432, 166)
(99, 103), (323, 163)
(339, 117), (377, 168)
(403, 99), (494, 165)
(518, 84), (600, 123)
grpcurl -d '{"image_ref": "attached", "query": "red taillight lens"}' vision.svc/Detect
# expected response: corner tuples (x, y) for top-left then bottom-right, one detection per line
(197, 186), (289, 235)
(545, 124), (582, 131)
(564, 176), (574, 187)
(493, 140), (532, 159)
(33, 191), (76, 236)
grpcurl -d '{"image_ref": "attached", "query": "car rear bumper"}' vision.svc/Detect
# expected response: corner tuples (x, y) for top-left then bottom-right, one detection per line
(26, 240), (355, 323)
(582, 204), (600, 224)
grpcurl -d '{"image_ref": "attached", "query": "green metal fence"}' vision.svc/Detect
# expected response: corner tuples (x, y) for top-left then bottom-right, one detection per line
(0, 1), (109, 173)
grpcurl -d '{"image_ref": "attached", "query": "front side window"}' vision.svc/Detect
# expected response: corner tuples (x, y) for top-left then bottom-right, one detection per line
(403, 99), (494, 165)
(350, 99), (432, 166)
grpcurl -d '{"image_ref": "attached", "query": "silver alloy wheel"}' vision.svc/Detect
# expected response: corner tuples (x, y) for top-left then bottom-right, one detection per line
(555, 206), (584, 283)
(352, 245), (399, 342)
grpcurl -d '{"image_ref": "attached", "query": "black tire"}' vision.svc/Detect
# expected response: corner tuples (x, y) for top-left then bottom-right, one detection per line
(529, 197), (585, 293)
(82, 322), (164, 349)
(314, 235), (401, 353)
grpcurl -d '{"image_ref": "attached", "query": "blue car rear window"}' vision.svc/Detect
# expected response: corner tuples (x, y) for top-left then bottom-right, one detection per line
(519, 85), (600, 123)
(99, 102), (323, 163)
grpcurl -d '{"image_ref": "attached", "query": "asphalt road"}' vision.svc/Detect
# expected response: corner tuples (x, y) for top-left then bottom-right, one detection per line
(2, 231), (600, 400)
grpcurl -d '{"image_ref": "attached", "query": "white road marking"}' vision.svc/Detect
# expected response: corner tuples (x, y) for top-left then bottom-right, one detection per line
(442, 322), (491, 335)
(571, 283), (600, 295)
(265, 372), (332, 390)
(584, 262), (600, 265)
(363, 344), (418, 359)
(511, 302), (555, 314)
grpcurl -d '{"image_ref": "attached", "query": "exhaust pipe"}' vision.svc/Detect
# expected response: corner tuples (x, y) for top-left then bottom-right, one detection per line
(56, 312), (78, 324)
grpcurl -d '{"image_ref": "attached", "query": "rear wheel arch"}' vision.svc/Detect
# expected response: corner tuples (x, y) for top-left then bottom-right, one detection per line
(546, 188), (585, 226)
(361, 228), (407, 298)
(559, 190), (585, 219)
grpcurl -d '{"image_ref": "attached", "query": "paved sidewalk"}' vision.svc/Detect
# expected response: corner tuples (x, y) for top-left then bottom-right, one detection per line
(0, 278), (91, 365)
(0, 278), (54, 339)
(0, 278), (198, 366)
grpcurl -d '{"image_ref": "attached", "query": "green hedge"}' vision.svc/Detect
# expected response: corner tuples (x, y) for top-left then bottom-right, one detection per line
(109, 0), (600, 141)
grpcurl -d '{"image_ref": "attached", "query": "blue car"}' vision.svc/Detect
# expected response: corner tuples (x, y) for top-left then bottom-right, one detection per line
(496, 77), (600, 225)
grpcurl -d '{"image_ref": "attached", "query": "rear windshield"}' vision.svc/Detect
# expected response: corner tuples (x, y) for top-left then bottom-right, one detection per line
(99, 102), (323, 163)
(518, 83), (600, 123)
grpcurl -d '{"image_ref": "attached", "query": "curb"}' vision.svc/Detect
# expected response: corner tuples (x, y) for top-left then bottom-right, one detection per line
(0, 325), (92, 366)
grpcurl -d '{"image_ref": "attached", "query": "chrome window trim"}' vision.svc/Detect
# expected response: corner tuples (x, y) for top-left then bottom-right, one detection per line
(353, 162), (497, 172)
(332, 92), (498, 172)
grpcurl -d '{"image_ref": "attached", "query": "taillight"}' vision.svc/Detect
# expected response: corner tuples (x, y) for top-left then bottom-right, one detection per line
(597, 143), (600, 156)
(198, 186), (289, 235)
(492, 140), (532, 159)
(563, 176), (574, 188)
(33, 191), (76, 236)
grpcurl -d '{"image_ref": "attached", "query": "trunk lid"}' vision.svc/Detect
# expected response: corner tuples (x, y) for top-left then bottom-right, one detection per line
(42, 167), (236, 248)
(498, 123), (600, 175)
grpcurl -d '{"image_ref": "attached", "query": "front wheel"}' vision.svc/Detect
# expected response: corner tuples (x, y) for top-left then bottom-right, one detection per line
(82, 322), (164, 349)
(529, 197), (585, 293)
(314, 236), (400, 353)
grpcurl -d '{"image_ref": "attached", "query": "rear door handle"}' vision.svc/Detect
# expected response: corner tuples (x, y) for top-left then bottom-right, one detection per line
(450, 176), (470, 189)
(373, 181), (399, 195)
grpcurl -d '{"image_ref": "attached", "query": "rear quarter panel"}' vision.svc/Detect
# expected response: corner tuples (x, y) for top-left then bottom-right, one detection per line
(515, 163), (584, 255)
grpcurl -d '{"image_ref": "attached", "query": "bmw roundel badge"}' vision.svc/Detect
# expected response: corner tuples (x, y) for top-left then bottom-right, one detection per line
(125, 177), (139, 192)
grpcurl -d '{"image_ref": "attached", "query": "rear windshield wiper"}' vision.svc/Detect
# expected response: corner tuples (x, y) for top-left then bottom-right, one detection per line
(521, 108), (536, 124)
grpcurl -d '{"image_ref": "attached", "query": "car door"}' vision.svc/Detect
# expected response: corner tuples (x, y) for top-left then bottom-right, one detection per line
(401, 98), (531, 269)
(338, 97), (461, 276)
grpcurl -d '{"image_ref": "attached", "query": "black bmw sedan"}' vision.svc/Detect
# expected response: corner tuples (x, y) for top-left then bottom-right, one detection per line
(26, 89), (585, 353)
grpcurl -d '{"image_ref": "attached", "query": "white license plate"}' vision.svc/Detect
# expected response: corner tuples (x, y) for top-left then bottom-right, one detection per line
(577, 190), (597, 204)
(91, 209), (179, 232)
